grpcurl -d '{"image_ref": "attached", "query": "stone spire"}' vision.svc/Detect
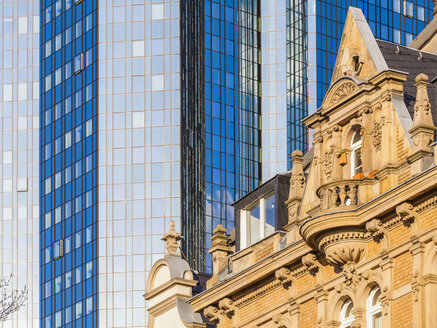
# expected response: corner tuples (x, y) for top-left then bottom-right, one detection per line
(284, 150), (306, 238)
(409, 73), (436, 152)
(407, 73), (436, 175)
(161, 220), (183, 258)
(207, 224), (232, 288)
(288, 150), (305, 201)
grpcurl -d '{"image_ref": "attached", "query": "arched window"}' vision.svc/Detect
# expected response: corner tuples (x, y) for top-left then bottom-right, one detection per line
(339, 299), (354, 328)
(351, 129), (362, 177)
(366, 287), (382, 328)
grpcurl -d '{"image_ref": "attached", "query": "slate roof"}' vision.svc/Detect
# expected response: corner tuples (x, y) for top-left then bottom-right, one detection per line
(376, 40), (437, 127)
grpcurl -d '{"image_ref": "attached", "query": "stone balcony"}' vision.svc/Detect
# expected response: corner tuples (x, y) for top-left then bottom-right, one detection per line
(317, 178), (374, 211)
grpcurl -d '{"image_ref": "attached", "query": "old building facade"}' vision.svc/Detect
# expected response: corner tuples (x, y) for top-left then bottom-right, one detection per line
(147, 6), (437, 328)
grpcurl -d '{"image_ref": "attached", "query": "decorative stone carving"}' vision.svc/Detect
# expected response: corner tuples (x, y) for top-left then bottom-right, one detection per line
(302, 253), (319, 275)
(365, 218), (389, 249)
(204, 306), (221, 323)
(161, 220), (183, 258)
(409, 73), (436, 153)
(218, 298), (236, 318)
(396, 202), (419, 235)
(342, 262), (370, 291)
(380, 287), (390, 316)
(319, 231), (368, 267)
(207, 224), (233, 288)
(286, 150), (306, 228)
(322, 146), (335, 180)
(371, 121), (382, 151)
(332, 82), (357, 104)
(275, 267), (293, 288)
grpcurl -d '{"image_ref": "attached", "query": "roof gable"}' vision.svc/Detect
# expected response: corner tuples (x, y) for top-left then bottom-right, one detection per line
(330, 7), (388, 83)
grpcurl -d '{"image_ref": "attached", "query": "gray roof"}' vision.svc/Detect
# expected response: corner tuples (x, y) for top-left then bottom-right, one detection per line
(376, 40), (437, 127)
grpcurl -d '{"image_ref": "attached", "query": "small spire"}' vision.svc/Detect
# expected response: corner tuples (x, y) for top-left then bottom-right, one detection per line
(411, 73), (436, 131)
(288, 150), (305, 201)
(161, 220), (183, 258)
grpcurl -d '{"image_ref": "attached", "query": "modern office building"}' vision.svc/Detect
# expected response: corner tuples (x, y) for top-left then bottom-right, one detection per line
(38, 0), (260, 327)
(0, 1), (40, 327)
(261, 0), (434, 180)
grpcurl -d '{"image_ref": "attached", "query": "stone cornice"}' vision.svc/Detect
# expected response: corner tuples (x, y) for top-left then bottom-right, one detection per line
(188, 239), (311, 312)
(143, 278), (198, 300)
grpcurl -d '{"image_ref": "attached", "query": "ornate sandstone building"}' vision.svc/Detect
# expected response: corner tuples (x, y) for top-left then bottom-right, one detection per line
(146, 6), (437, 328)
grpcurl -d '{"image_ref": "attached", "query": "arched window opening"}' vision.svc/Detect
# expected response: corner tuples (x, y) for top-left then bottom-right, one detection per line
(339, 299), (355, 328)
(366, 286), (382, 328)
(351, 129), (363, 177)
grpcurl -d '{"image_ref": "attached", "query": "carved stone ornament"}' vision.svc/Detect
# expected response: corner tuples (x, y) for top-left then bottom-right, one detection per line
(331, 82), (357, 104)
(366, 219), (384, 239)
(218, 297), (236, 318)
(371, 121), (382, 151)
(319, 231), (368, 267)
(275, 267), (293, 288)
(396, 202), (419, 235)
(322, 146), (335, 180)
(204, 305), (220, 323)
(302, 253), (319, 274)
(342, 262), (370, 291)
(161, 220), (183, 257)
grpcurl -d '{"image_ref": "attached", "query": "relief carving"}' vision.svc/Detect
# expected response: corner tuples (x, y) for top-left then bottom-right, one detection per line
(275, 267), (293, 288)
(302, 253), (319, 275)
(371, 121), (382, 151)
(342, 262), (370, 291)
(331, 82), (357, 104)
(322, 146), (335, 180)
(204, 305), (221, 323)
(319, 231), (368, 267)
(396, 202), (419, 235)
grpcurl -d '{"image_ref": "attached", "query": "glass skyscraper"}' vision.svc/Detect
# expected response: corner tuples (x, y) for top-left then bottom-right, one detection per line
(38, 0), (259, 326)
(29, 0), (431, 327)
(262, 0), (433, 180)
(0, 1), (40, 327)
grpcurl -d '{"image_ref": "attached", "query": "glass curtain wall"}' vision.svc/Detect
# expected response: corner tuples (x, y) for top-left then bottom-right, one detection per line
(39, 0), (99, 327)
(0, 1), (40, 327)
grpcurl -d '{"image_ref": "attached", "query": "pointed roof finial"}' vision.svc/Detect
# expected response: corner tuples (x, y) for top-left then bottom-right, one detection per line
(161, 220), (183, 258)
(411, 73), (436, 131)
(288, 150), (305, 202)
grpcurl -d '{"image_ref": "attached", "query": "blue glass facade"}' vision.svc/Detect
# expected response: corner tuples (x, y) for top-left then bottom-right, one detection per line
(39, 0), (98, 327)
(203, 0), (261, 271)
(286, 0), (433, 162)
(0, 1), (40, 327)
(39, 0), (261, 324)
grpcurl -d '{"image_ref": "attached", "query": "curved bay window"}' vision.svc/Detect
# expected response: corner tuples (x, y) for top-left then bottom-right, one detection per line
(339, 299), (354, 328)
(366, 287), (382, 328)
(351, 129), (362, 177)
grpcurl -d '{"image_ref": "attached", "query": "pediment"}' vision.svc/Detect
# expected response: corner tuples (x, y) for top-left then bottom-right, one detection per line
(322, 77), (360, 109)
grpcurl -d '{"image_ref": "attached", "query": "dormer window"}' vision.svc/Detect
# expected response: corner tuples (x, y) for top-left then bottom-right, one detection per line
(351, 129), (362, 177)
(240, 193), (276, 248)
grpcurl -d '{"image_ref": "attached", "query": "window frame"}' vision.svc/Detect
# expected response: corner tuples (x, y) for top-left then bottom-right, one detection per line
(366, 287), (382, 328)
(240, 191), (276, 248)
(339, 299), (355, 328)
(351, 129), (363, 177)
